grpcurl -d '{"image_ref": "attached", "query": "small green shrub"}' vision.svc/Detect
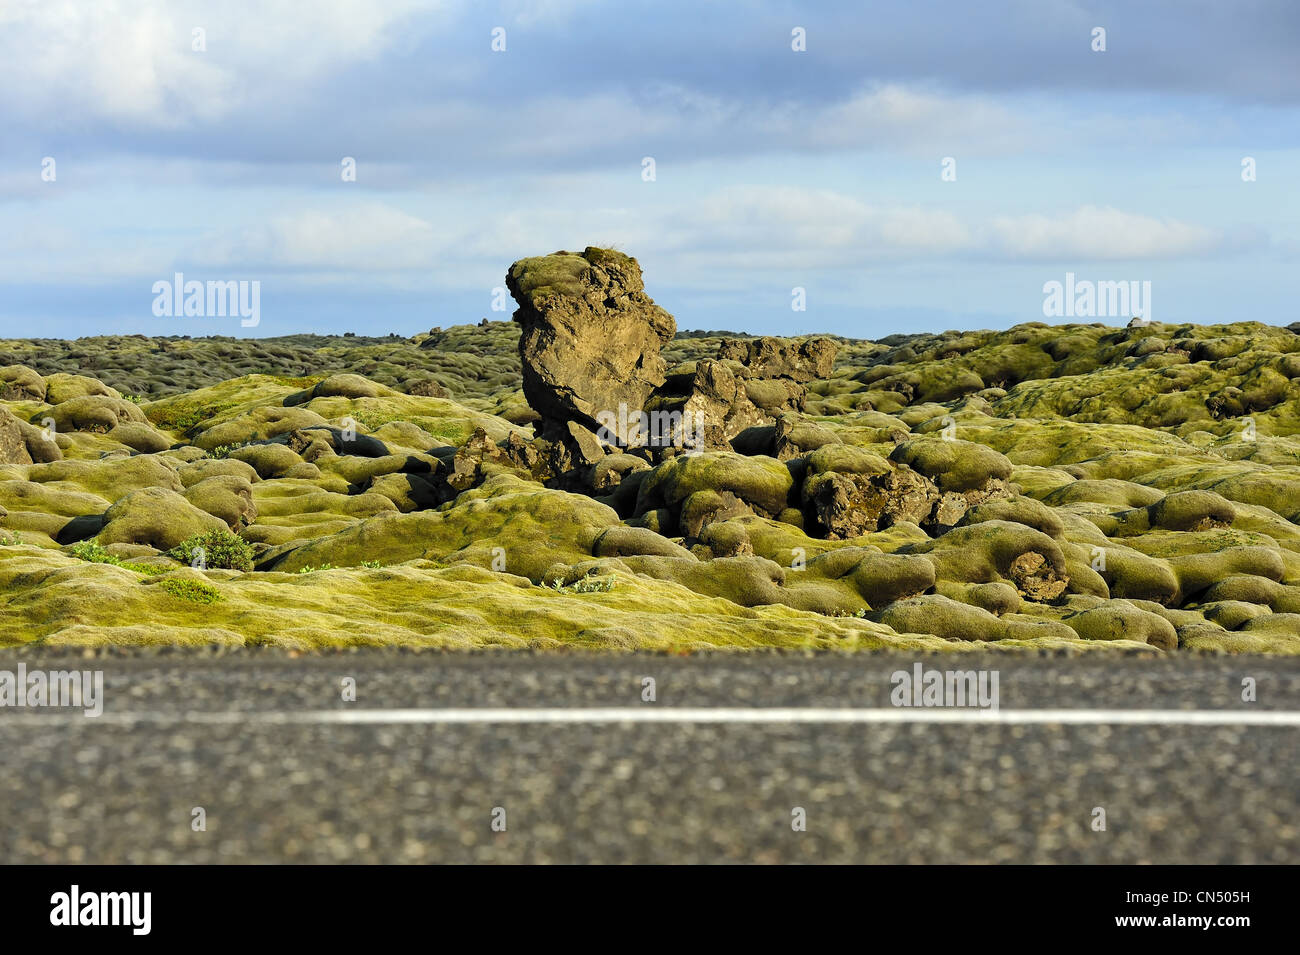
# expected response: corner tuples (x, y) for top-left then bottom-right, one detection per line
(296, 564), (335, 574)
(69, 540), (166, 575)
(168, 529), (255, 571)
(206, 443), (248, 459)
(70, 540), (116, 564)
(547, 575), (616, 594)
(0, 531), (21, 546)
(160, 578), (223, 604)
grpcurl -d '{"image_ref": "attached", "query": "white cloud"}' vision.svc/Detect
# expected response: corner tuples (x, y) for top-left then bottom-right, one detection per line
(814, 84), (1032, 154)
(504, 0), (602, 28)
(0, 174), (1244, 290)
(666, 186), (973, 264)
(988, 205), (1222, 259)
(0, 0), (442, 127)
(193, 203), (437, 271)
(663, 190), (1227, 266)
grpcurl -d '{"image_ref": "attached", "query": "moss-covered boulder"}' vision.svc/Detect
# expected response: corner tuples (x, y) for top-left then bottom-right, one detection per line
(228, 443), (311, 479)
(636, 451), (793, 518)
(871, 594), (1077, 642)
(1149, 490), (1236, 531)
(43, 372), (120, 404)
(183, 475), (258, 530)
(283, 373), (398, 405)
(98, 487), (229, 550)
(1065, 602), (1178, 650)
(43, 395), (146, 434)
(264, 474), (617, 578)
(593, 525), (696, 560)
(0, 365), (46, 402)
(905, 520), (1069, 602)
(890, 438), (1013, 492)
(107, 421), (173, 454)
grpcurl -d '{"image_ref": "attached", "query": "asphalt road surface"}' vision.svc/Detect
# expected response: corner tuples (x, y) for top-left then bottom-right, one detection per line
(0, 649), (1296, 863)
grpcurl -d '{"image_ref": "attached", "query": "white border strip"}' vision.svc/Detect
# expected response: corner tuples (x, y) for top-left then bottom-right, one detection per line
(3, 708), (1299, 726)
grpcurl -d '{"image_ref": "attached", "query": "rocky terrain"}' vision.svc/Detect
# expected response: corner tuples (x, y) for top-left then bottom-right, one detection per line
(2, 247), (1299, 652)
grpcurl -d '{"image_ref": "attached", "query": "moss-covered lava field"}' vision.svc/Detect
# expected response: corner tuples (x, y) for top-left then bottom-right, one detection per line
(2, 250), (1299, 652)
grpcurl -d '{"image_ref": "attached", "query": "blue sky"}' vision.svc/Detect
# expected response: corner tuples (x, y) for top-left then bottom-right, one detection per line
(1, 0), (1297, 339)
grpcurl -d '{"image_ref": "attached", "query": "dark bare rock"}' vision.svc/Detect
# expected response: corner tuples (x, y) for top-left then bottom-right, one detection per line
(806, 467), (938, 539)
(446, 427), (559, 494)
(718, 336), (838, 382)
(405, 378), (449, 398)
(649, 358), (765, 451)
(718, 336), (839, 416)
(0, 407), (33, 465)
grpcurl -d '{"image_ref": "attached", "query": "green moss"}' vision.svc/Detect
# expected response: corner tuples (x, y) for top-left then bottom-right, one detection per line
(147, 399), (239, 435)
(637, 451), (794, 516)
(890, 438), (1013, 491)
(506, 249), (632, 305)
(4, 316), (1300, 653)
(1064, 602), (1177, 650)
(98, 487), (229, 551)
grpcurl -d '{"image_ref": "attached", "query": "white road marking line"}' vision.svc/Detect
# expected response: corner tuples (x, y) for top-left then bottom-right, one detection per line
(1, 708), (1299, 726)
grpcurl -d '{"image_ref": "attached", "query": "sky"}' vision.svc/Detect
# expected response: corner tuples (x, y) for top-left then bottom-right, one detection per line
(1, 0), (1297, 339)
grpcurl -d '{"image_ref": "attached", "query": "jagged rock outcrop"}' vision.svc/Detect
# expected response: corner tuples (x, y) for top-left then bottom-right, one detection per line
(718, 336), (837, 381)
(508, 247), (676, 437)
(0, 407), (32, 465)
(643, 338), (841, 453)
(647, 359), (766, 451)
(718, 336), (838, 416)
(0, 406), (60, 464)
(446, 427), (558, 494)
(506, 251), (841, 469)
